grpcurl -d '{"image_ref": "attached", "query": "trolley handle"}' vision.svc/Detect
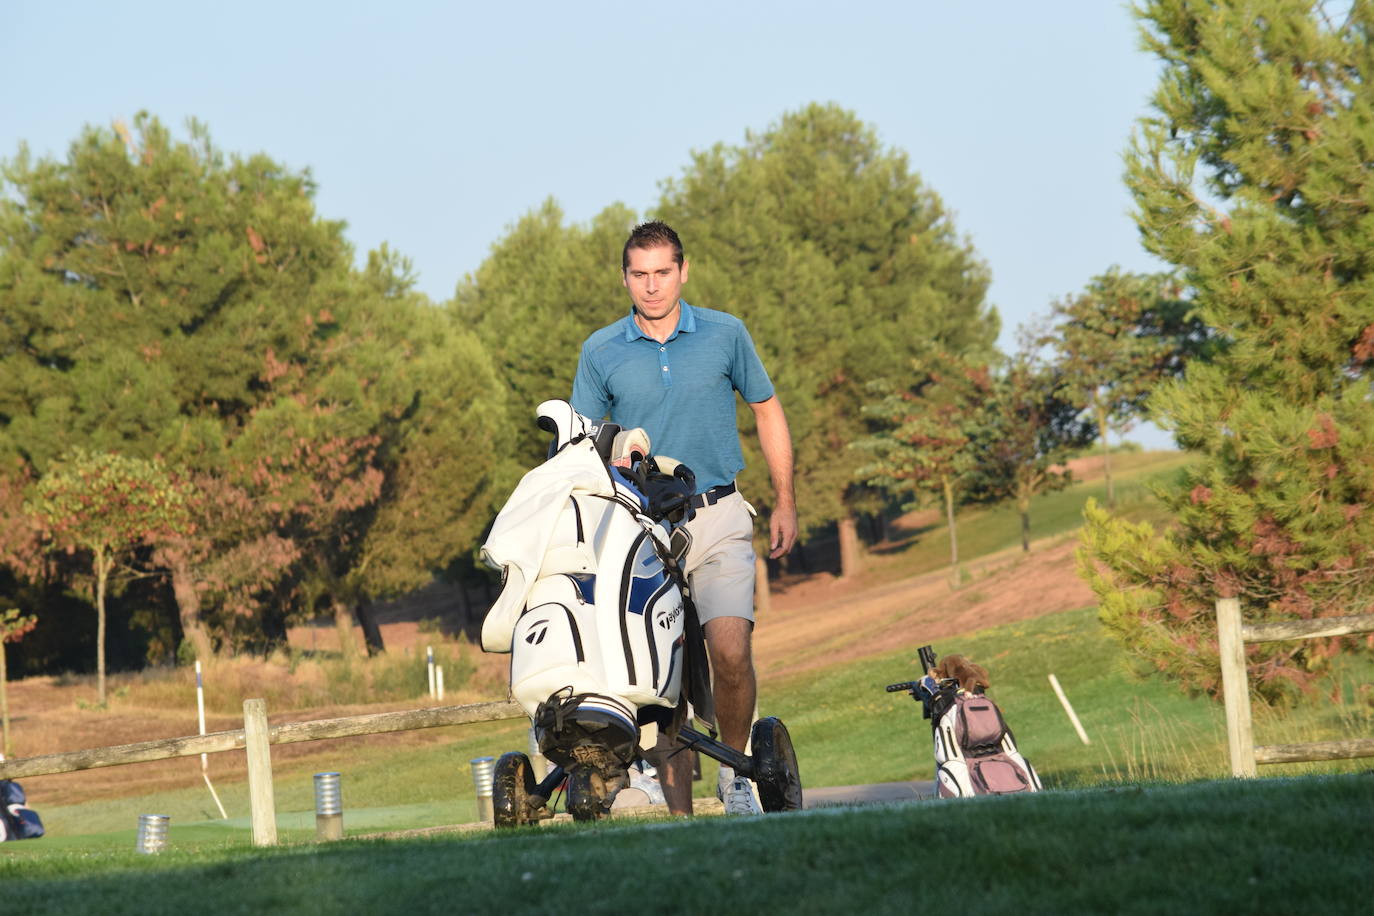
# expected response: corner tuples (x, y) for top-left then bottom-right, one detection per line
(885, 681), (918, 693)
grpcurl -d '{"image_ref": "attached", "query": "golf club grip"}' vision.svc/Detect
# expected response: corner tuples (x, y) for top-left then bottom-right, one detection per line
(885, 681), (917, 693)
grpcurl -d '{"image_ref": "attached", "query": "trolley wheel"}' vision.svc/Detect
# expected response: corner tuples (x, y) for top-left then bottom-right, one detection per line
(492, 751), (539, 828)
(750, 717), (803, 812)
(566, 765), (617, 822)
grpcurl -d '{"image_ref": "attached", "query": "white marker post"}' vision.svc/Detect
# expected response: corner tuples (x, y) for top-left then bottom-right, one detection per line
(1048, 673), (1091, 745)
(436, 665), (445, 702)
(426, 646), (436, 700)
(196, 660), (229, 818)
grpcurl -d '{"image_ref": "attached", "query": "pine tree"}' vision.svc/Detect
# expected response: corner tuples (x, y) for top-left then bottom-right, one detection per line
(0, 115), (507, 660)
(1079, 0), (1374, 702)
(657, 104), (999, 576)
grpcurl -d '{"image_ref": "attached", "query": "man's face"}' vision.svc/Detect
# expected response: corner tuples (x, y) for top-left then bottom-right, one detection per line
(623, 244), (689, 322)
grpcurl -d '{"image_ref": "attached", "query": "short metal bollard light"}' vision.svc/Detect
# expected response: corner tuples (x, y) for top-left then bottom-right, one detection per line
(136, 814), (170, 854)
(314, 772), (343, 841)
(470, 756), (496, 823)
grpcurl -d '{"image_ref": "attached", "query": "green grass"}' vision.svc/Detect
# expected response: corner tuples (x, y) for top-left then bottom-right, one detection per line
(766, 603), (1374, 792)
(17, 601), (1370, 854)
(3, 775), (1371, 914)
(21, 715), (533, 841)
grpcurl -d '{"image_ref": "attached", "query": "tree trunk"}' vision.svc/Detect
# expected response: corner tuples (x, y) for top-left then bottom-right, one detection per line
(943, 475), (960, 587)
(169, 553), (215, 663)
(838, 515), (863, 580)
(753, 554), (772, 617)
(333, 599), (359, 660)
(355, 597), (386, 656)
(1, 640), (10, 757)
(95, 551), (109, 706)
(1018, 486), (1032, 553)
(1096, 399), (1115, 509)
(453, 582), (477, 640)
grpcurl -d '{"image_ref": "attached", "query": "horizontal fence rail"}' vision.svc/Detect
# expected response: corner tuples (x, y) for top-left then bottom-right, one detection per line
(1216, 598), (1374, 777)
(1242, 615), (1374, 644)
(1254, 738), (1374, 765)
(0, 700), (524, 781)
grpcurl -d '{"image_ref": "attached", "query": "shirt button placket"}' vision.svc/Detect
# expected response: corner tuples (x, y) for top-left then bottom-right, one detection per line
(659, 345), (671, 387)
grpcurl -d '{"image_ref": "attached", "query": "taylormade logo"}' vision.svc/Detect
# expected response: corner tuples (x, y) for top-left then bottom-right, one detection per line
(524, 620), (550, 645)
(657, 605), (683, 629)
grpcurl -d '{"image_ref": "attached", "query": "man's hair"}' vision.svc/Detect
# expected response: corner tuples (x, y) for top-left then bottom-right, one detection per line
(622, 220), (684, 270)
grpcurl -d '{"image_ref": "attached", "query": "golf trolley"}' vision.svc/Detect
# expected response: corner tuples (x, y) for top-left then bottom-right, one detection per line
(479, 400), (802, 825)
(886, 645), (1040, 797)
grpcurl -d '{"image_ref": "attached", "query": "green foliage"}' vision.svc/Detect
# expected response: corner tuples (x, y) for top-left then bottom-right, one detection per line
(1048, 268), (1203, 433)
(856, 350), (988, 508)
(348, 298), (515, 602)
(656, 103), (999, 535)
(0, 114), (349, 471)
(28, 449), (191, 701)
(0, 115), (512, 659)
(967, 350), (1097, 548)
(1083, 0), (1374, 701)
(29, 449), (192, 568)
(456, 199), (633, 467)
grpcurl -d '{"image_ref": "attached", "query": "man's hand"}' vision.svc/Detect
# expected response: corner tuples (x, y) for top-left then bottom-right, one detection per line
(769, 503), (798, 559)
(749, 395), (798, 560)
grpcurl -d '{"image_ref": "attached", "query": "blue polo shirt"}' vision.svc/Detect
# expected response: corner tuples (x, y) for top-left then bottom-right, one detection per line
(571, 301), (774, 493)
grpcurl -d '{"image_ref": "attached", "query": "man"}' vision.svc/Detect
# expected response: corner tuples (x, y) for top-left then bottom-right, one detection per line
(571, 220), (798, 815)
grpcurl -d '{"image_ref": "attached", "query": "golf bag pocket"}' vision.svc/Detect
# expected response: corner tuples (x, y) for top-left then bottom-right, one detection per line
(0, 780), (43, 841)
(955, 696), (1010, 754)
(969, 756), (1035, 794)
(932, 692), (1040, 798)
(510, 579), (589, 718)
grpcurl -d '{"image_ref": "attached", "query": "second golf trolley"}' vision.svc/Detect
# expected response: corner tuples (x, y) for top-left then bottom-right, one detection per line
(478, 400), (803, 825)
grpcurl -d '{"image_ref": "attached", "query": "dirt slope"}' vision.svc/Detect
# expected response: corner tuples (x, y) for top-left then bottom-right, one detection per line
(756, 533), (1093, 679)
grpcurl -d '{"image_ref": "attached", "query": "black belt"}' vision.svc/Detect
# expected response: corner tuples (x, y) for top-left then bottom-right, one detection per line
(688, 481), (736, 509)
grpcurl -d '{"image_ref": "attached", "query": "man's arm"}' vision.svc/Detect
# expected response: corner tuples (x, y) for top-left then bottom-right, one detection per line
(748, 395), (798, 559)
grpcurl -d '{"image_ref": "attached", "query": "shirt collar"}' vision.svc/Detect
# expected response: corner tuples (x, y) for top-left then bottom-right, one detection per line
(622, 300), (696, 342)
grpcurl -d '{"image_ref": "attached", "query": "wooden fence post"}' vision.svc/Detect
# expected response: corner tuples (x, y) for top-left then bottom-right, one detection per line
(243, 698), (278, 846)
(1215, 598), (1257, 778)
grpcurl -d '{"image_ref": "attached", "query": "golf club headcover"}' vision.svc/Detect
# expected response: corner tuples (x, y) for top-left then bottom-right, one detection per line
(611, 428), (651, 466)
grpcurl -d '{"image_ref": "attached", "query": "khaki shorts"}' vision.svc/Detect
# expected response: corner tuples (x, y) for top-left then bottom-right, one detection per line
(681, 490), (757, 626)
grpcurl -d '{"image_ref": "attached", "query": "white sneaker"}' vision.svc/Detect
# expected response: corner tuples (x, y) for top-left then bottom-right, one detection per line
(628, 763), (666, 806)
(721, 776), (762, 815)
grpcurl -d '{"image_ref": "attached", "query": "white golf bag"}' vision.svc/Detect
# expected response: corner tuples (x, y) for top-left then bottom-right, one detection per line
(480, 400), (694, 773)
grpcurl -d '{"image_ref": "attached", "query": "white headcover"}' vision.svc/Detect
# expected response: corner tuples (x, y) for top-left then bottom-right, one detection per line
(535, 398), (594, 452)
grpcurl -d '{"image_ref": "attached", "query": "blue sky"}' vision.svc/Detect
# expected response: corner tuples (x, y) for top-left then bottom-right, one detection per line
(2, 1), (1173, 446)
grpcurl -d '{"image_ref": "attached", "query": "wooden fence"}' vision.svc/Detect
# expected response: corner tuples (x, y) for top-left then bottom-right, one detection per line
(0, 698), (524, 846)
(1215, 597), (1374, 777)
